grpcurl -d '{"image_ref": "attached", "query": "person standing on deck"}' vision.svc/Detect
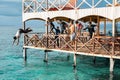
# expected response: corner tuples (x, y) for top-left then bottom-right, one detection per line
(59, 20), (67, 34)
(53, 18), (60, 29)
(75, 21), (83, 36)
(54, 26), (60, 47)
(47, 17), (55, 34)
(69, 20), (76, 44)
(83, 22), (96, 39)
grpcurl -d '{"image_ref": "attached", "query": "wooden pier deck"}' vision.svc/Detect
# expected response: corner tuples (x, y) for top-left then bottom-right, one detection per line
(23, 33), (120, 59)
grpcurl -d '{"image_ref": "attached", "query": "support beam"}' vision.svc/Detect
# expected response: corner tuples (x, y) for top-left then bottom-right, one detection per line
(112, 19), (116, 37)
(112, 0), (116, 37)
(93, 57), (96, 64)
(46, 18), (49, 47)
(67, 54), (70, 61)
(44, 51), (48, 62)
(109, 58), (115, 73)
(73, 38), (77, 68)
(73, 53), (77, 68)
(23, 48), (27, 61)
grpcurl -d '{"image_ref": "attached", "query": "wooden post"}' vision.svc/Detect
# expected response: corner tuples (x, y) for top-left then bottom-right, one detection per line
(92, 34), (95, 52)
(97, 16), (100, 36)
(46, 18), (49, 47)
(109, 58), (115, 73)
(104, 19), (106, 35)
(23, 21), (27, 61)
(90, 17), (92, 23)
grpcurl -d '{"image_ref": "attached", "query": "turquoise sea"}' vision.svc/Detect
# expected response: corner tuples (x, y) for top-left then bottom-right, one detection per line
(0, 25), (120, 80)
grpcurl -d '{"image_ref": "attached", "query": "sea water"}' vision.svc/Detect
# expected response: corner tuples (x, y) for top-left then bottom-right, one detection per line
(0, 25), (120, 80)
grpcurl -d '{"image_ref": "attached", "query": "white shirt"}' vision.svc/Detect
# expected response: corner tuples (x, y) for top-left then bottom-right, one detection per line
(15, 30), (21, 38)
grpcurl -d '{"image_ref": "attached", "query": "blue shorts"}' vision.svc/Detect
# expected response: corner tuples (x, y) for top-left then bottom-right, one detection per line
(70, 32), (76, 41)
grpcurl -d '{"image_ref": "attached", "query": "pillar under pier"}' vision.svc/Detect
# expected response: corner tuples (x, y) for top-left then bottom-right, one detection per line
(67, 54), (70, 61)
(23, 48), (27, 61)
(73, 53), (77, 69)
(93, 57), (96, 64)
(44, 51), (48, 62)
(109, 58), (115, 73)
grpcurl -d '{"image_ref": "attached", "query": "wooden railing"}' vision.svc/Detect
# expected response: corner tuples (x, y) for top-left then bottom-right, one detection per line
(24, 33), (120, 56)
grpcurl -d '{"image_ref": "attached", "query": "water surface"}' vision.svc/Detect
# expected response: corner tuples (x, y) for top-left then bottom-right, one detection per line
(0, 26), (120, 80)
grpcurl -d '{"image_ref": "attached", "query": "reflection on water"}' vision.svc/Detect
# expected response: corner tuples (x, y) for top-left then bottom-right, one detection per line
(109, 73), (113, 80)
(73, 68), (114, 80)
(74, 68), (79, 80)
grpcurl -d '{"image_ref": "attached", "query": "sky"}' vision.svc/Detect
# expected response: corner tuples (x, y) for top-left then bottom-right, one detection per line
(0, 0), (115, 27)
(0, 0), (22, 26)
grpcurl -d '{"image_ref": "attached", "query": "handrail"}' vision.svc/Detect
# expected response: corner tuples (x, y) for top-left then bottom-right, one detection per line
(24, 33), (120, 56)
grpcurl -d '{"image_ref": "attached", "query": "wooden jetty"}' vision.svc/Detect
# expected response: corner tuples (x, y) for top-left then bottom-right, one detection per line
(22, 0), (120, 73)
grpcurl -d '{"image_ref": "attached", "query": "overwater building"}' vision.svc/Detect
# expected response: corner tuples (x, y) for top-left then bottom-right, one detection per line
(22, 0), (120, 73)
